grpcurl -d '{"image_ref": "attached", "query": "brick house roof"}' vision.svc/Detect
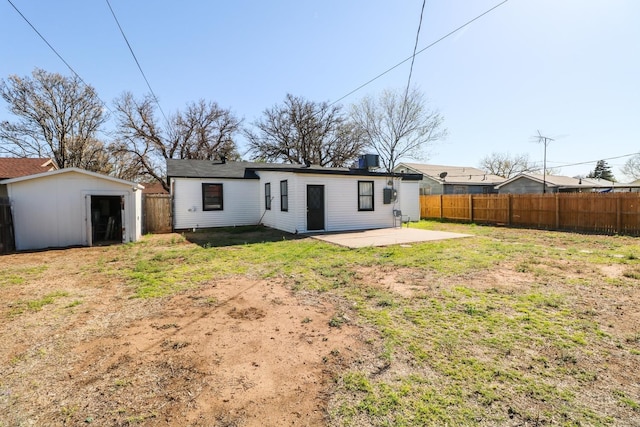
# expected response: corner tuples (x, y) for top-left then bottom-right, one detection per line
(141, 181), (169, 194)
(0, 158), (57, 179)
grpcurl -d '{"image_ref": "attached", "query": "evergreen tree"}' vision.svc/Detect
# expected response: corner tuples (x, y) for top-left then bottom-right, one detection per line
(587, 160), (615, 181)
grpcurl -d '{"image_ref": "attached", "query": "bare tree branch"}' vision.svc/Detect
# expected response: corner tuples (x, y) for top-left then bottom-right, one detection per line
(621, 154), (640, 181)
(0, 68), (109, 172)
(350, 87), (446, 173)
(111, 93), (241, 190)
(479, 152), (541, 178)
(245, 94), (365, 167)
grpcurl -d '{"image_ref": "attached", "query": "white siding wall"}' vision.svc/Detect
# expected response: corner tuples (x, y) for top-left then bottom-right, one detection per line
(172, 178), (260, 229)
(133, 189), (142, 241)
(258, 171), (398, 233)
(399, 180), (420, 221)
(257, 171), (299, 234)
(8, 171), (139, 251)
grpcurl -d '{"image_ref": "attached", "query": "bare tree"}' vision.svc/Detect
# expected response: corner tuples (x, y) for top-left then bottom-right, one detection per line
(111, 93), (241, 190)
(107, 150), (147, 182)
(245, 94), (365, 167)
(350, 87), (446, 173)
(621, 154), (640, 181)
(479, 152), (542, 178)
(0, 68), (109, 172)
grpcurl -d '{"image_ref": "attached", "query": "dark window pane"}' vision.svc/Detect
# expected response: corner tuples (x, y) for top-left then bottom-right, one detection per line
(265, 183), (271, 210)
(280, 180), (288, 212)
(202, 183), (223, 211)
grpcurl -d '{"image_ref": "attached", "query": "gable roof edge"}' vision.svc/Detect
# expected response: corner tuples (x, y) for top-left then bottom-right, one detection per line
(0, 167), (144, 189)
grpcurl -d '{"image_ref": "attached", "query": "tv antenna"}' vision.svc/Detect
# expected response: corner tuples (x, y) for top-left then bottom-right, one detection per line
(535, 130), (554, 194)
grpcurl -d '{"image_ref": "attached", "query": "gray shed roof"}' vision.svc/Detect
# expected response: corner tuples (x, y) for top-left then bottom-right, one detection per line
(166, 159), (423, 180)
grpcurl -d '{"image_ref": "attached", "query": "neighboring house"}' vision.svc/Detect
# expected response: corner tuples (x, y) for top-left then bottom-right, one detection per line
(627, 179), (640, 193)
(496, 173), (619, 194)
(394, 163), (504, 195)
(0, 157), (57, 197)
(167, 159), (423, 234)
(0, 168), (143, 251)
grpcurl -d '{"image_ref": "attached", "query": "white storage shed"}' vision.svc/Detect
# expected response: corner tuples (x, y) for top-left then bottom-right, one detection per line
(1, 168), (143, 251)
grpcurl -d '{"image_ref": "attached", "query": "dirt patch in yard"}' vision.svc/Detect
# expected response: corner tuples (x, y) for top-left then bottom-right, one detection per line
(2, 229), (640, 426)
(0, 244), (368, 426)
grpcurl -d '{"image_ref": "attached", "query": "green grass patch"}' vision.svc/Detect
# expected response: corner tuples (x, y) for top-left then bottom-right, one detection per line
(0, 265), (48, 287)
(68, 221), (639, 424)
(9, 290), (70, 316)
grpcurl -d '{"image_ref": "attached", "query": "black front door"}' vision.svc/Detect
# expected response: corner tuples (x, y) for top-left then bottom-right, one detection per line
(306, 185), (325, 231)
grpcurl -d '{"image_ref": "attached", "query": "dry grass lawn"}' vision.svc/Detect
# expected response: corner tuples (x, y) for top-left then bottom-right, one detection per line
(1, 223), (639, 426)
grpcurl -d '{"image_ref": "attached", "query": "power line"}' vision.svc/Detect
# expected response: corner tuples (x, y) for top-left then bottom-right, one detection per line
(5, 0), (113, 114)
(548, 152), (640, 169)
(403, 0), (427, 101)
(7, 0), (85, 87)
(105, 0), (169, 125)
(329, 0), (511, 107)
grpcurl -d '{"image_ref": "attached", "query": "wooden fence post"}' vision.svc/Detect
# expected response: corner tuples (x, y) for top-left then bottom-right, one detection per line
(507, 194), (512, 226)
(556, 193), (560, 230)
(616, 197), (621, 234)
(469, 194), (474, 222)
(439, 194), (443, 219)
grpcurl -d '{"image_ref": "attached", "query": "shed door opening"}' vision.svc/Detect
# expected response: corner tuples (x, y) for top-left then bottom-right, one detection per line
(91, 195), (123, 245)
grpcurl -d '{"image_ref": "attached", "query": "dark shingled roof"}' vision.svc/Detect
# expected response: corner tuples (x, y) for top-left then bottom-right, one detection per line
(166, 159), (261, 179)
(166, 159), (422, 180)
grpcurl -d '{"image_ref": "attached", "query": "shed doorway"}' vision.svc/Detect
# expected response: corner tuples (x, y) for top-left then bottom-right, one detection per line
(90, 195), (124, 245)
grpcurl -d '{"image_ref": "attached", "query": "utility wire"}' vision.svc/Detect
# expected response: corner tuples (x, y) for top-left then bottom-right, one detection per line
(105, 0), (169, 125)
(7, 0), (85, 87)
(6, 0), (113, 114)
(548, 152), (640, 169)
(403, 0), (427, 102)
(329, 0), (510, 107)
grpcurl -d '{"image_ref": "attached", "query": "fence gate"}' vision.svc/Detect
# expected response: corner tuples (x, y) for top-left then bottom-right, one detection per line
(143, 194), (172, 234)
(0, 197), (15, 253)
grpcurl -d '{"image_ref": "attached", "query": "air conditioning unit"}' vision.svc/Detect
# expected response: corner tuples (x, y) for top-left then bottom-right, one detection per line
(358, 154), (380, 169)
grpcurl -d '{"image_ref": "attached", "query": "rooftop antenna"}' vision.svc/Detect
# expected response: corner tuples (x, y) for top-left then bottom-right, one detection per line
(535, 130), (554, 194)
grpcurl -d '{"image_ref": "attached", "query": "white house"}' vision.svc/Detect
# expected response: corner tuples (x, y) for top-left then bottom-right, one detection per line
(1, 168), (143, 251)
(167, 159), (422, 234)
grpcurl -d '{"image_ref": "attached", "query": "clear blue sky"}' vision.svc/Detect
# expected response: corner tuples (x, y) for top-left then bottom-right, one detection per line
(1, 0), (638, 180)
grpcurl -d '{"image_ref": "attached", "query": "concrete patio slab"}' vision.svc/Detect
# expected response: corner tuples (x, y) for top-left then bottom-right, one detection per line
(309, 227), (472, 248)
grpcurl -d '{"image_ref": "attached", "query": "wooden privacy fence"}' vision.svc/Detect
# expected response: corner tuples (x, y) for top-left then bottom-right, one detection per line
(0, 197), (16, 253)
(143, 194), (172, 234)
(421, 193), (640, 236)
